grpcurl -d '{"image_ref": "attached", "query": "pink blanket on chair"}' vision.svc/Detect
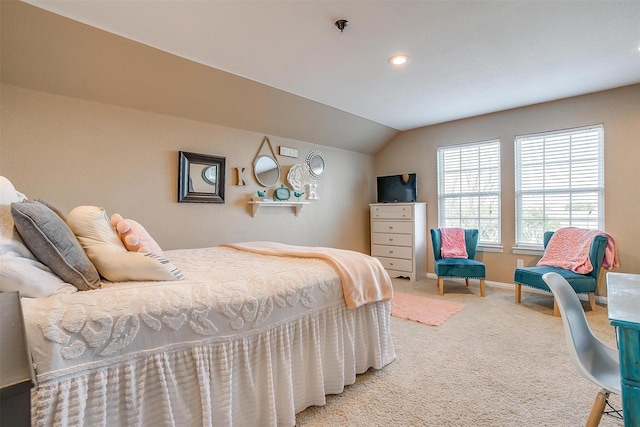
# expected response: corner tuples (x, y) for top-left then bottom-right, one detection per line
(440, 228), (468, 259)
(537, 227), (619, 274)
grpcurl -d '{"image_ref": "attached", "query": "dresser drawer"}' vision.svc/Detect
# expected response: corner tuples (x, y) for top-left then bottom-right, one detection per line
(371, 244), (413, 260)
(369, 203), (427, 282)
(377, 256), (413, 273)
(370, 205), (413, 220)
(371, 221), (414, 234)
(371, 233), (413, 247)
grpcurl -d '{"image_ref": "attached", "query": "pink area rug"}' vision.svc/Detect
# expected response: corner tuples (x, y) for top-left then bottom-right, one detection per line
(390, 292), (464, 326)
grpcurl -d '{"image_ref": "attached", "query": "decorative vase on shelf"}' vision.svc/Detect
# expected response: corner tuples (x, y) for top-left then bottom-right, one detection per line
(253, 190), (272, 202)
(307, 183), (319, 200)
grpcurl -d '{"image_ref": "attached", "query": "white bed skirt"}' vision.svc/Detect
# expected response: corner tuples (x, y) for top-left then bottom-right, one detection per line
(31, 300), (395, 427)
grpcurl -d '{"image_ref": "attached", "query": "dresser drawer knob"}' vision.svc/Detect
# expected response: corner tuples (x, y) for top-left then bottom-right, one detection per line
(389, 250), (394, 254)
(389, 238), (394, 242)
(388, 226), (393, 230)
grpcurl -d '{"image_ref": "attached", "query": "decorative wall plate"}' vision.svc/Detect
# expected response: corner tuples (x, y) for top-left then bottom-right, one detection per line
(287, 164), (310, 191)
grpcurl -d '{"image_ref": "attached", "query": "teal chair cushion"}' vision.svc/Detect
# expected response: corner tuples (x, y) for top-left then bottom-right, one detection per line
(514, 231), (608, 295)
(514, 266), (598, 293)
(434, 258), (486, 279)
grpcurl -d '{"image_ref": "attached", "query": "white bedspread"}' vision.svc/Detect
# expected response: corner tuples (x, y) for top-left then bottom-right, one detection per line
(21, 246), (396, 426)
(221, 241), (393, 309)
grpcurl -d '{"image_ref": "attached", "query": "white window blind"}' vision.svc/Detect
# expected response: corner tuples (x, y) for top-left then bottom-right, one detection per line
(515, 125), (604, 247)
(437, 140), (501, 245)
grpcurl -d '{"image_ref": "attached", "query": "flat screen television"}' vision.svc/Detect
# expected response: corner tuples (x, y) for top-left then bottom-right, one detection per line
(377, 173), (417, 203)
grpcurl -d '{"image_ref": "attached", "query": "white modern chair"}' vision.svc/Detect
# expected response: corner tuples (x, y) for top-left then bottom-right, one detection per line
(542, 272), (623, 426)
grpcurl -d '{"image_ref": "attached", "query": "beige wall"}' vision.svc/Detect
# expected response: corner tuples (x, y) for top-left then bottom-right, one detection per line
(0, 1), (397, 155)
(1, 1), (638, 293)
(0, 1), (386, 254)
(0, 84), (375, 253)
(376, 84), (640, 294)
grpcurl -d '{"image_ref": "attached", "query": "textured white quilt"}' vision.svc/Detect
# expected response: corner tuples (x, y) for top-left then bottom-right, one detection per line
(21, 245), (396, 426)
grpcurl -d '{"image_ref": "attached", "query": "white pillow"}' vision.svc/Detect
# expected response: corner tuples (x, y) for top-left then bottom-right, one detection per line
(67, 206), (183, 282)
(0, 176), (77, 297)
(0, 176), (26, 206)
(0, 252), (77, 297)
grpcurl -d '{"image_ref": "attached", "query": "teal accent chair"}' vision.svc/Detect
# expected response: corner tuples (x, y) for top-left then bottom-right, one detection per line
(430, 228), (486, 297)
(514, 231), (608, 316)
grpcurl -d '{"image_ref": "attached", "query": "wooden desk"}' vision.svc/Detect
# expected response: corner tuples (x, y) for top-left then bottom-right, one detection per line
(607, 272), (640, 427)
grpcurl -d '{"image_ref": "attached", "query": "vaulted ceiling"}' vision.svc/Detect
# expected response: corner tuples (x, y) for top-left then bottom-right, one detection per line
(3, 1), (640, 153)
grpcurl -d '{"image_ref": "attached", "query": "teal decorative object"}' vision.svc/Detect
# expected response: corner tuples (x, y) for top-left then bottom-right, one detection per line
(294, 192), (305, 201)
(253, 190), (273, 201)
(274, 185), (291, 201)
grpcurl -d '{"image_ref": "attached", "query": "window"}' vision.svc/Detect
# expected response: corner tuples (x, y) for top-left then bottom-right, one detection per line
(437, 140), (501, 246)
(515, 125), (604, 248)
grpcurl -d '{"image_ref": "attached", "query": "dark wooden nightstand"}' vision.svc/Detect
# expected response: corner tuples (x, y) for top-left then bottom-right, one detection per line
(0, 292), (34, 427)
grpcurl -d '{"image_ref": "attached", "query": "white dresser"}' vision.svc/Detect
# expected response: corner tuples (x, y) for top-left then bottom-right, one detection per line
(370, 203), (427, 282)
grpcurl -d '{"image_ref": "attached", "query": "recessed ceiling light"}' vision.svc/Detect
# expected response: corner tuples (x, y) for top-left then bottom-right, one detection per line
(389, 55), (409, 66)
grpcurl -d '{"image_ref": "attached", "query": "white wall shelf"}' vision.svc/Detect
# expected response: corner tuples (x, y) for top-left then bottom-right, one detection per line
(248, 201), (309, 217)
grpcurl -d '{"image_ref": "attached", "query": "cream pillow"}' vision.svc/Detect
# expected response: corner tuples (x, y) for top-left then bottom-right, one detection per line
(67, 206), (183, 282)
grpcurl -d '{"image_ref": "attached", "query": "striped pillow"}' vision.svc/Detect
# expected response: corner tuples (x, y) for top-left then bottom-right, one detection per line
(66, 206), (183, 282)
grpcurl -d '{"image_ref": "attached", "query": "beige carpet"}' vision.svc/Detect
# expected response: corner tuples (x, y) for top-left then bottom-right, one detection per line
(295, 278), (624, 427)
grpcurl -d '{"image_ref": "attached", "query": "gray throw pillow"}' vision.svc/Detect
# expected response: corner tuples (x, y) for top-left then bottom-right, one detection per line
(35, 198), (67, 221)
(11, 200), (100, 290)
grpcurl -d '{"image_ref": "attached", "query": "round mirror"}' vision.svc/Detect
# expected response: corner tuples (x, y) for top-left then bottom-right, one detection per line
(201, 165), (217, 186)
(305, 150), (326, 180)
(254, 155), (280, 187)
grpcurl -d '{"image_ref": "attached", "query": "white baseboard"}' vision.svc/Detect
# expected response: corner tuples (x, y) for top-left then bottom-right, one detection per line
(422, 273), (608, 305)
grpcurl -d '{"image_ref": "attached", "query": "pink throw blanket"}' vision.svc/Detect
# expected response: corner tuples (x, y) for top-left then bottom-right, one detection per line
(440, 228), (468, 259)
(221, 241), (393, 309)
(537, 227), (619, 274)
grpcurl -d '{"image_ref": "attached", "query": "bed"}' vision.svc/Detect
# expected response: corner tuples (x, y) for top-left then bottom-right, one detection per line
(0, 177), (395, 427)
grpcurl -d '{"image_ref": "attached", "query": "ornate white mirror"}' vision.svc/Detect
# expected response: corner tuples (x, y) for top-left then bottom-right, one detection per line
(306, 150), (326, 180)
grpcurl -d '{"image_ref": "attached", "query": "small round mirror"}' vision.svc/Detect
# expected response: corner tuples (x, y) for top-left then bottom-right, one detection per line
(254, 155), (280, 187)
(202, 165), (217, 185)
(305, 150), (326, 180)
